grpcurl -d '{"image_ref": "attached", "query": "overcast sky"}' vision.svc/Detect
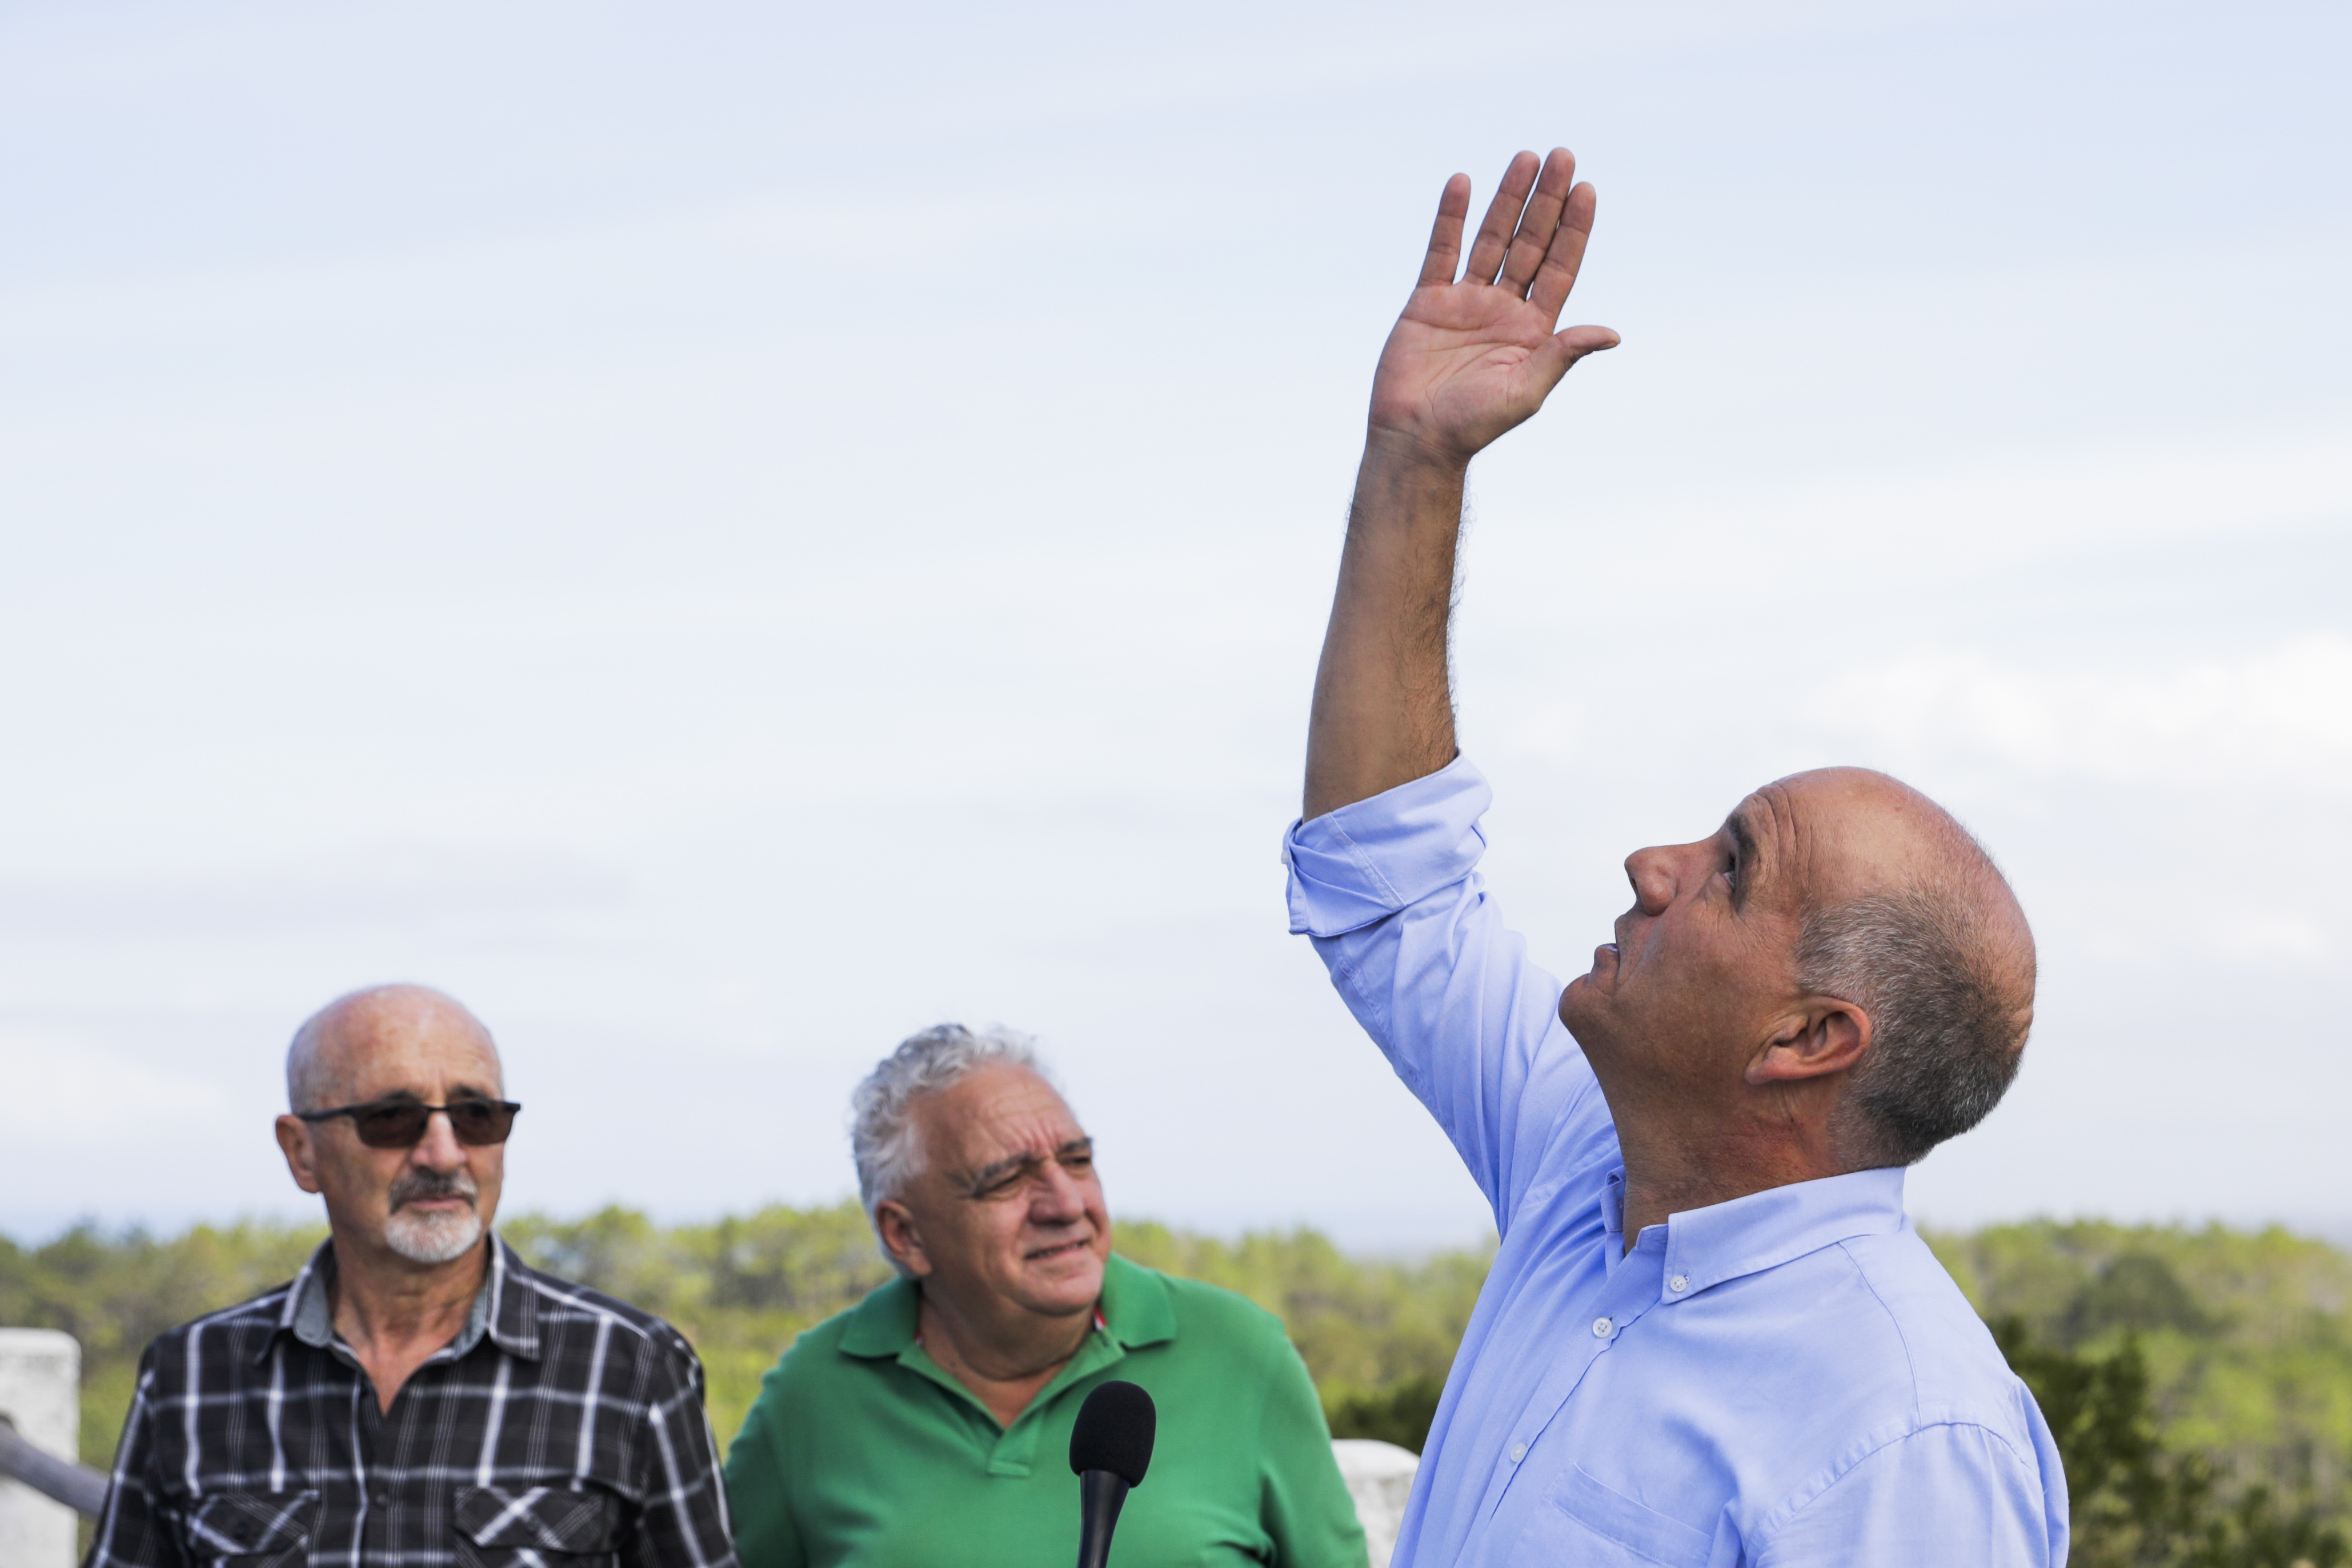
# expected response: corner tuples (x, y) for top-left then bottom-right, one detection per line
(1, 0), (2344, 1249)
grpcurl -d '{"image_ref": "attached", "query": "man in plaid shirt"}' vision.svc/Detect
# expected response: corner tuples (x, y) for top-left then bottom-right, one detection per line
(84, 984), (739, 1568)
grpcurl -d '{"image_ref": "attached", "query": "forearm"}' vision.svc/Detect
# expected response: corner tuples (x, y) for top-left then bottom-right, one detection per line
(1303, 433), (1471, 821)
(1303, 147), (1612, 821)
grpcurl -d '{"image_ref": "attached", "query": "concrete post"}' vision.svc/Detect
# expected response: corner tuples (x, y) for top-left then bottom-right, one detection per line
(0, 1329), (83, 1568)
(1332, 1438), (1420, 1568)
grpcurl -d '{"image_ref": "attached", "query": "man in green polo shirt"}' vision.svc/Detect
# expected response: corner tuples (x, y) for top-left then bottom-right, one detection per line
(724, 1024), (1368, 1568)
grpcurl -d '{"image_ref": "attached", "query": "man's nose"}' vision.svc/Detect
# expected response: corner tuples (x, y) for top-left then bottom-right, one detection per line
(1624, 845), (1678, 915)
(410, 1110), (468, 1172)
(1030, 1163), (1088, 1224)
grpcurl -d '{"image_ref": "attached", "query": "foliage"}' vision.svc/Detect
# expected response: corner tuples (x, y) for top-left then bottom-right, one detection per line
(0, 1220), (328, 1475)
(1324, 1375), (1446, 1451)
(9, 1205), (2352, 1561)
(1, 1205), (1488, 1471)
(1931, 1221), (2352, 1523)
(1995, 1317), (2346, 1567)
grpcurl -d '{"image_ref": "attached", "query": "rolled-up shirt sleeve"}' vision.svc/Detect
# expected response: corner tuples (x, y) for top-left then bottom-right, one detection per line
(1284, 756), (1609, 1232)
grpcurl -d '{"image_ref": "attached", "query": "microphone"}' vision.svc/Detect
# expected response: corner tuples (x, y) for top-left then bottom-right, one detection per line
(1069, 1379), (1156, 1568)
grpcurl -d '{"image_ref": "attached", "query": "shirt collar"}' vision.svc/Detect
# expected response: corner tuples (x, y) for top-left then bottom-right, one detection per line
(838, 1273), (920, 1357)
(1659, 1166), (1908, 1301)
(274, 1241), (335, 1353)
(480, 1236), (541, 1360)
(262, 1233), (538, 1364)
(1097, 1253), (1175, 1347)
(839, 1252), (1176, 1360)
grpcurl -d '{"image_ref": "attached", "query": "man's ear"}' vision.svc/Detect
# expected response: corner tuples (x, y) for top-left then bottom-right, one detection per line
(275, 1115), (325, 1195)
(1746, 998), (1873, 1086)
(874, 1200), (932, 1278)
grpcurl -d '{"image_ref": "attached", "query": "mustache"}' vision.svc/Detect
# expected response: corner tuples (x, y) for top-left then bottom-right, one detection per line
(388, 1168), (479, 1211)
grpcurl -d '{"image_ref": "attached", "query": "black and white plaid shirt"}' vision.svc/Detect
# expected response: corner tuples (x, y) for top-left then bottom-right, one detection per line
(85, 1235), (738, 1568)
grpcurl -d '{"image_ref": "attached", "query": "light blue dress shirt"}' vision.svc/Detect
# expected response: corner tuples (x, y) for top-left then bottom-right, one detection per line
(1284, 756), (2070, 1567)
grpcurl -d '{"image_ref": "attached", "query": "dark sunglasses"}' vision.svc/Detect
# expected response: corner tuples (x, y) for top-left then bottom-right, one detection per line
(296, 1097), (522, 1149)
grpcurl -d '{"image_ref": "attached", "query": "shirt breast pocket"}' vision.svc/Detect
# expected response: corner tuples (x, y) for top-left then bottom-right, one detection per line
(1517, 1463), (1714, 1568)
(454, 1482), (626, 1568)
(182, 1491), (319, 1566)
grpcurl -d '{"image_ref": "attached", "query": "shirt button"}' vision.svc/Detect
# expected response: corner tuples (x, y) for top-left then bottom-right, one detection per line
(1669, 1274), (1689, 1293)
(1508, 1443), (1528, 1463)
(1592, 1317), (1614, 1338)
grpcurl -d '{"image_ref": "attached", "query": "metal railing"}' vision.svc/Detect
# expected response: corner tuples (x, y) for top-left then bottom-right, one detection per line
(0, 1413), (108, 1518)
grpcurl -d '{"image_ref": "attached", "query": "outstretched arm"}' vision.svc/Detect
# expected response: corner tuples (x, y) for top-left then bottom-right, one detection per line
(1302, 148), (1616, 821)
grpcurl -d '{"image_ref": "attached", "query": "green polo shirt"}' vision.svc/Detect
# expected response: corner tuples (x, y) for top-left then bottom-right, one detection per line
(724, 1253), (1367, 1568)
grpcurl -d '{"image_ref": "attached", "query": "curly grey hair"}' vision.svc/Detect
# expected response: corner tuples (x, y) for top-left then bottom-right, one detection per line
(850, 1022), (1048, 1217)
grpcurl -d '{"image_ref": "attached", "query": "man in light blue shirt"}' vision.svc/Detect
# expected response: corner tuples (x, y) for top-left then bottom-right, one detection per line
(1286, 147), (2070, 1565)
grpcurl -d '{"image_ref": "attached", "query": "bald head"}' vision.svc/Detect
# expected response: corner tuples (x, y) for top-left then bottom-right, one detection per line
(287, 985), (502, 1114)
(1770, 768), (2033, 979)
(1772, 768), (2017, 905)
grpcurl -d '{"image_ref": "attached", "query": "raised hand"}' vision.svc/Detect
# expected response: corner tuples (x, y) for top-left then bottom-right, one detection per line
(1305, 145), (1617, 819)
(1367, 149), (1617, 467)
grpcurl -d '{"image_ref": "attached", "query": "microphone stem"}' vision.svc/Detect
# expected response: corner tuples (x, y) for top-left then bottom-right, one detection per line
(1073, 1469), (1131, 1568)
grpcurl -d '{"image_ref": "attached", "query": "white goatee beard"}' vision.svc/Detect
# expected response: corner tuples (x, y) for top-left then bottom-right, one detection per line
(384, 1204), (484, 1264)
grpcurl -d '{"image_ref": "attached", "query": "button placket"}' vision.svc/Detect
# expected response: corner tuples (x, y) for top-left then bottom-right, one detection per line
(1481, 1251), (1663, 1510)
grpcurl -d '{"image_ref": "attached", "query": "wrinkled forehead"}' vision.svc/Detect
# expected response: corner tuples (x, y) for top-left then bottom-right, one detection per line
(320, 1000), (503, 1102)
(920, 1064), (1085, 1173)
(1733, 767), (1956, 903)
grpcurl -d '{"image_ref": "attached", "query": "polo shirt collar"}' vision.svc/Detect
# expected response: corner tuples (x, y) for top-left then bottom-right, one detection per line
(260, 1233), (539, 1364)
(1097, 1253), (1176, 1348)
(838, 1252), (1175, 1360)
(839, 1274), (921, 1358)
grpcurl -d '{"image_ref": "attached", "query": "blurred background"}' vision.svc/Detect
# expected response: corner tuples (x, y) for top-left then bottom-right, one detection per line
(0, 0), (2345, 1253)
(6, 3), (2350, 1555)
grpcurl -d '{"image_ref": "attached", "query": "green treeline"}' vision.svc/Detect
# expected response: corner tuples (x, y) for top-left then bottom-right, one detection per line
(1934, 1222), (2352, 1565)
(6, 1208), (2349, 1565)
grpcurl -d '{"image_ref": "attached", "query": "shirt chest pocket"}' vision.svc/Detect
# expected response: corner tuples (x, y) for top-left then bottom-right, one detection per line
(183, 1491), (319, 1566)
(454, 1482), (626, 1568)
(1517, 1463), (1715, 1568)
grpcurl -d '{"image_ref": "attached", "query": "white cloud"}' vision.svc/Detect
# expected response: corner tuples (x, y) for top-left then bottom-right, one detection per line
(0, 1027), (231, 1143)
(2207, 913), (2333, 968)
(0, 0), (2344, 1240)
(1475, 418), (2352, 637)
(1822, 423), (2352, 560)
(0, 842), (635, 939)
(1807, 631), (2352, 789)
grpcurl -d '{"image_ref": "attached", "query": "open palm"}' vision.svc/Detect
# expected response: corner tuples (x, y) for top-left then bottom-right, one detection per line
(1368, 149), (1618, 464)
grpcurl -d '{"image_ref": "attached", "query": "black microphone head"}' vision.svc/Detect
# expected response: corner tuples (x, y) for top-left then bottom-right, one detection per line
(1069, 1379), (1156, 1487)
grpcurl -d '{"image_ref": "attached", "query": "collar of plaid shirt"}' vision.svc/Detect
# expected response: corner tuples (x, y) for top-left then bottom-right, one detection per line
(270, 1232), (539, 1365)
